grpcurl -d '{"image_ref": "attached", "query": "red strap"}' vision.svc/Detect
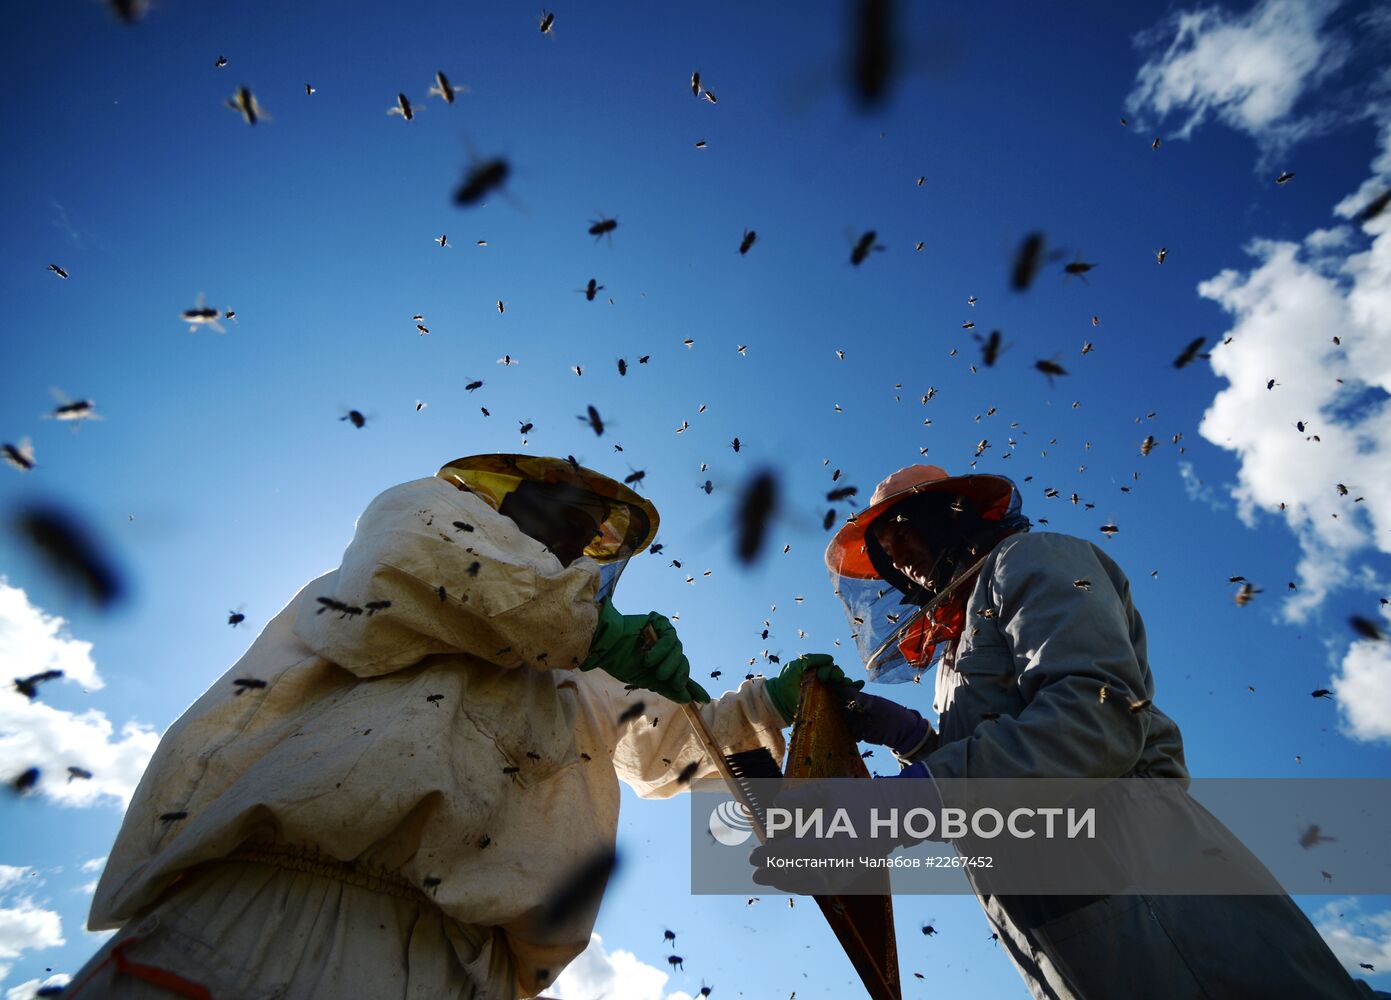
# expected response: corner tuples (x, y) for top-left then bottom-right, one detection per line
(110, 937), (214, 1000)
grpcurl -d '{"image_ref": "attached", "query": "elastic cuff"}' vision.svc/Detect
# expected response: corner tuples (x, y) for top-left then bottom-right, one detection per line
(893, 724), (937, 765)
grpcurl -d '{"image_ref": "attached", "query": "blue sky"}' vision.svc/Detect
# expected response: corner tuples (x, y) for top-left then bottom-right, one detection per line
(2, 0), (1390, 996)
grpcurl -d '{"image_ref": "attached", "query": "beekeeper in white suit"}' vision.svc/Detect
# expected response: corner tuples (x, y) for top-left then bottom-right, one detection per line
(71, 455), (839, 999)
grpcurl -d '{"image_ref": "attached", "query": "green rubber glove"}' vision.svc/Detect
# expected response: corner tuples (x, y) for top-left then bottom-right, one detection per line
(763, 653), (864, 725)
(581, 599), (711, 704)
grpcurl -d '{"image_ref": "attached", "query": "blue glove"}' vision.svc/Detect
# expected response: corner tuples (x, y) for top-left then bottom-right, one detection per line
(843, 692), (935, 758)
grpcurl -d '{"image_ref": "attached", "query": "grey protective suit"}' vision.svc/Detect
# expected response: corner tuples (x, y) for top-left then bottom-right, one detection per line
(908, 530), (1372, 1000)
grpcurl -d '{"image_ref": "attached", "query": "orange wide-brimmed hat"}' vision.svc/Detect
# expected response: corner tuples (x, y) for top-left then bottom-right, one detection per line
(824, 464), (1017, 580)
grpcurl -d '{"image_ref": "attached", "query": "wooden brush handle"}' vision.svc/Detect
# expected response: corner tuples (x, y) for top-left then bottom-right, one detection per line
(682, 702), (770, 844)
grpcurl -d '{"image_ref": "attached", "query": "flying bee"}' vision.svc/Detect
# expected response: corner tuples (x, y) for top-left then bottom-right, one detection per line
(364, 600), (392, 615)
(1063, 255), (1097, 282)
(1034, 359), (1067, 384)
(1152, 137), (1161, 150)
(1140, 435), (1156, 457)
(623, 468), (645, 487)
(1173, 337), (1207, 369)
(305, 83), (315, 95)
(225, 86), (266, 125)
(518, 419), (534, 436)
(159, 810), (188, 823)
(849, 230), (883, 266)
(497, 300), (505, 314)
(667, 956), (684, 972)
(47, 263), (69, 279)
(341, 410), (367, 428)
(227, 607), (246, 627)
(1357, 189), (1391, 223)
(15, 504), (124, 609)
(580, 405), (604, 436)
(734, 469), (778, 565)
(676, 761), (700, 784)
(435, 234), (450, 248)
(703, 90), (717, 104)
(691, 71), (701, 97)
(497, 354), (519, 366)
(701, 480), (713, 495)
(844, 0), (901, 109)
(388, 93), (419, 120)
(588, 216), (619, 241)
(429, 71), (468, 104)
(617, 701), (647, 724)
(1073, 579), (1091, 590)
(232, 678), (267, 695)
(1010, 231), (1059, 291)
(823, 508), (837, 530)
(572, 364), (583, 376)
(14, 670), (63, 700)
(1275, 171), (1295, 185)
(12, 767), (40, 793)
(616, 358), (627, 376)
(1081, 342), (1094, 355)
(538, 9), (555, 34)
(976, 330), (1004, 367)
(1349, 616), (1384, 641)
(739, 229), (757, 254)
(1099, 522), (1119, 538)
(1311, 689), (1333, 700)
(579, 278), (604, 301)
(108, 0), (148, 23)
(694, 139), (708, 149)
(1155, 247), (1168, 264)
(1298, 824), (1336, 849)
(67, 766), (93, 782)
(3, 439), (36, 472)
(1233, 582), (1261, 607)
(454, 157), (511, 206)
(464, 379), (483, 392)
(1128, 698), (1151, 714)
(181, 293), (225, 332)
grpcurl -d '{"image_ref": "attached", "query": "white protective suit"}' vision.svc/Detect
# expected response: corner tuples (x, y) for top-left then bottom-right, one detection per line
(80, 477), (787, 999)
(905, 530), (1371, 1000)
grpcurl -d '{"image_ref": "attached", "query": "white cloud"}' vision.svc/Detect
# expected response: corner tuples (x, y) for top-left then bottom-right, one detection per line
(0, 581), (103, 690)
(0, 693), (160, 808)
(0, 900), (65, 969)
(0, 583), (159, 807)
(1128, 0), (1347, 145)
(1195, 119), (1391, 741)
(6, 974), (71, 1000)
(1176, 460), (1228, 511)
(0, 872), (65, 991)
(1314, 898), (1391, 979)
(549, 933), (694, 1000)
(78, 858), (105, 876)
(1331, 605), (1391, 742)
